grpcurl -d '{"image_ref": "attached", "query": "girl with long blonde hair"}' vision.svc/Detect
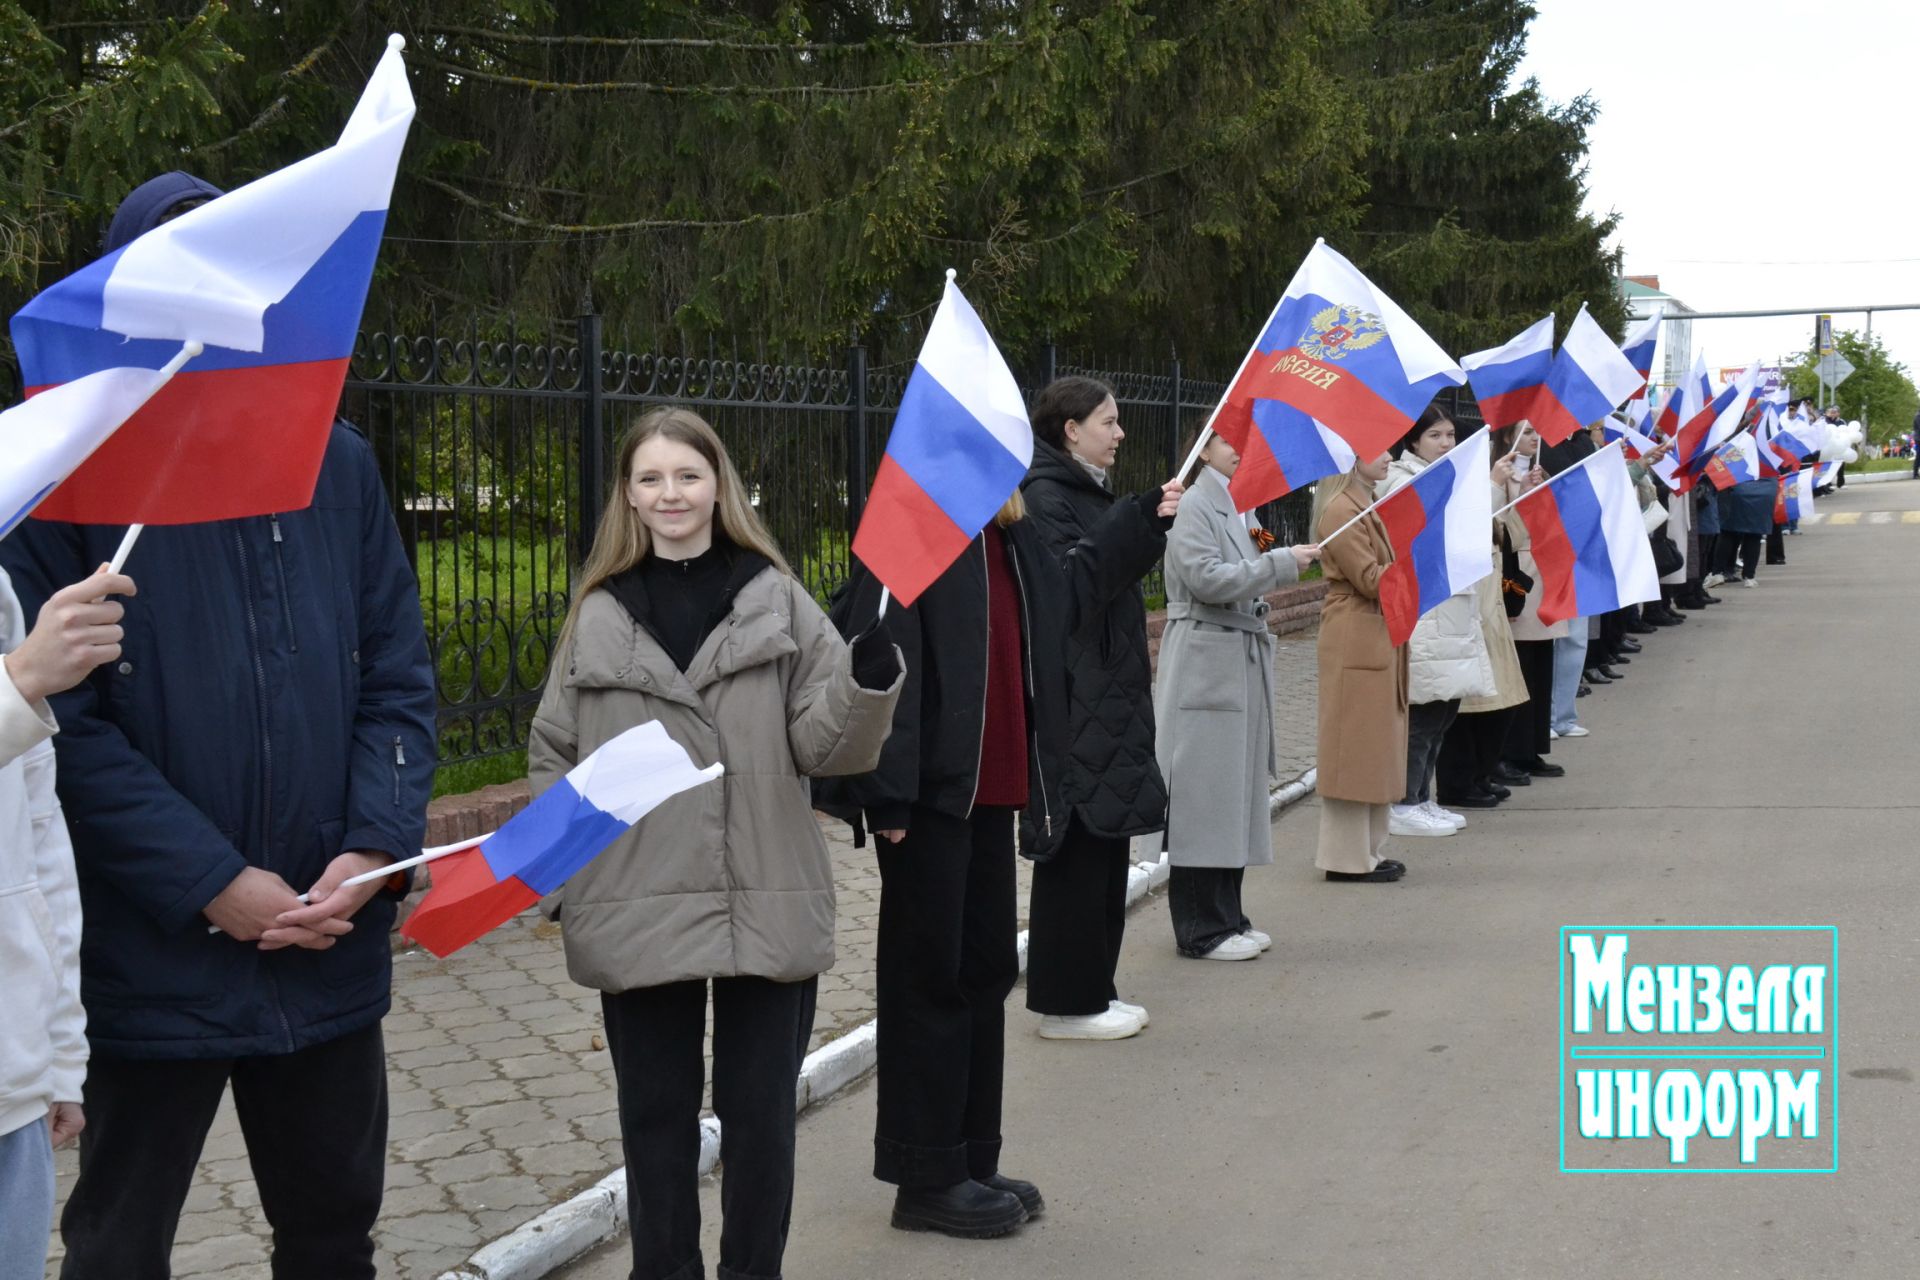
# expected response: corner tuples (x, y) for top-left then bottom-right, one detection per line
(530, 405), (903, 1280)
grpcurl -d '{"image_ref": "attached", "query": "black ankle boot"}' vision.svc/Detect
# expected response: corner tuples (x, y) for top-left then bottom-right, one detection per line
(892, 1180), (1028, 1238)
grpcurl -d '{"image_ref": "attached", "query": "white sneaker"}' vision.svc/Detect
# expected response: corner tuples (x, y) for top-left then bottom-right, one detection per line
(1038, 1008), (1143, 1040)
(1558, 724), (1590, 739)
(1388, 804), (1457, 838)
(1742, 577), (1758, 589)
(1420, 800), (1466, 829)
(1704, 573), (1725, 588)
(1549, 729), (1560, 740)
(1110, 999), (1150, 1028)
(1241, 928), (1273, 952)
(1197, 933), (1263, 961)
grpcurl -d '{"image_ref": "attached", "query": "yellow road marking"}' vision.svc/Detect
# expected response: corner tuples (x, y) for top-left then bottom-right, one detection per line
(1902, 511), (1920, 524)
(1828, 512), (1862, 525)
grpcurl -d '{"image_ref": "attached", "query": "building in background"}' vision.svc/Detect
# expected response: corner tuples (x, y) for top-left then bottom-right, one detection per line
(1622, 274), (1694, 409)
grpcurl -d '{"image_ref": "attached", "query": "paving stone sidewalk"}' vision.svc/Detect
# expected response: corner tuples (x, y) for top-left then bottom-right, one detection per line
(46, 627), (1320, 1280)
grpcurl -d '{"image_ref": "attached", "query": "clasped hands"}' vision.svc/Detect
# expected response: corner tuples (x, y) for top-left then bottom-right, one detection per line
(203, 851), (394, 951)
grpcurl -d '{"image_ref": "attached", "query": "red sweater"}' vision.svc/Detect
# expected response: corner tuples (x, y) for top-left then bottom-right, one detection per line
(972, 525), (1030, 808)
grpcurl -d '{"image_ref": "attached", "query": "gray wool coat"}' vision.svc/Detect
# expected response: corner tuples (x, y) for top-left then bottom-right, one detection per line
(1153, 468), (1300, 869)
(528, 569), (901, 993)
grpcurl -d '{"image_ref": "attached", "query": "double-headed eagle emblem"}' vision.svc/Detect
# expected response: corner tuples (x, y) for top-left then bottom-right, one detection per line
(1299, 304), (1387, 362)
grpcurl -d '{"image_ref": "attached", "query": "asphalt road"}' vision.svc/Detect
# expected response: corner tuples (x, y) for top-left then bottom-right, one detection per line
(560, 476), (1920, 1280)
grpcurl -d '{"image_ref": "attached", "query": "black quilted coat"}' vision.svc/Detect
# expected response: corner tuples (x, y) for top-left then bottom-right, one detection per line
(1019, 440), (1170, 841)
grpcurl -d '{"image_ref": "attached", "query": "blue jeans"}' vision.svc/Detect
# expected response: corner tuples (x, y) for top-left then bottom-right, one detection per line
(1551, 621), (1588, 732)
(0, 1116), (53, 1280)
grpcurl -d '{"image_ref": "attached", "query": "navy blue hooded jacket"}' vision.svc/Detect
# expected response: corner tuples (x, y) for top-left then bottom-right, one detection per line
(0, 426), (436, 1059)
(0, 172), (435, 1059)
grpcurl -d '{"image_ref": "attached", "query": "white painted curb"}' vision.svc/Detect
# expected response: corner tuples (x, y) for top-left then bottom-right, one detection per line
(437, 771), (1317, 1280)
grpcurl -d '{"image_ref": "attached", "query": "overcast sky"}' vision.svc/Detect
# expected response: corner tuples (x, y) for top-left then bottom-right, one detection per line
(1518, 0), (1918, 390)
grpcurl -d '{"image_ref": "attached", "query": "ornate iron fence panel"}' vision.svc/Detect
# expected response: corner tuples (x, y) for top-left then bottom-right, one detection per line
(344, 316), (1482, 769)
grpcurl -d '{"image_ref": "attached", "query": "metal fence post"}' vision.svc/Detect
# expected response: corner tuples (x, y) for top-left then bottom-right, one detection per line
(846, 341), (870, 534)
(577, 310), (607, 565)
(1040, 341), (1057, 389)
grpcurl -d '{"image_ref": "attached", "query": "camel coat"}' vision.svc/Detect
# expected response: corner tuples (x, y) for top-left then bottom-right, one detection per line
(1461, 501), (1528, 713)
(1314, 483), (1409, 805)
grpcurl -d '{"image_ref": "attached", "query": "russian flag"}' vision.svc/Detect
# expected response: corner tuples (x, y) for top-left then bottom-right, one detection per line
(1783, 469), (1815, 522)
(1619, 312), (1660, 400)
(1226, 399), (1358, 511)
(1460, 315), (1554, 432)
(1515, 443), (1661, 626)
(851, 273), (1031, 606)
(1704, 432), (1762, 490)
(1611, 415), (1680, 487)
(1, 357), (187, 539)
(1531, 306), (1646, 445)
(9, 37), (414, 526)
(1375, 430), (1495, 646)
(1211, 241), (1464, 512)
(1684, 361), (1764, 486)
(402, 722), (723, 958)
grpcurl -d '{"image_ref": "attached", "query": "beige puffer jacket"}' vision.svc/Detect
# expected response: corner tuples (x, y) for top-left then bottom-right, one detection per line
(528, 567), (901, 992)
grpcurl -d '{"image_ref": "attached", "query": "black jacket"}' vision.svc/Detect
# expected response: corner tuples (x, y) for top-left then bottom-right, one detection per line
(1018, 441), (1169, 840)
(815, 495), (1167, 861)
(0, 424), (436, 1059)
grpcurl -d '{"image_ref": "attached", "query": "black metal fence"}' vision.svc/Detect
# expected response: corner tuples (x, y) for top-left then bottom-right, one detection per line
(341, 314), (1478, 769)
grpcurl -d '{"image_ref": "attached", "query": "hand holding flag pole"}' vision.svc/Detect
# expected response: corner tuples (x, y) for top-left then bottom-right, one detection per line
(1490, 438), (1624, 520)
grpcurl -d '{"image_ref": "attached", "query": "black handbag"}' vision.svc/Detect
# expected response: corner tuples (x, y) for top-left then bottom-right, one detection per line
(1650, 532), (1684, 578)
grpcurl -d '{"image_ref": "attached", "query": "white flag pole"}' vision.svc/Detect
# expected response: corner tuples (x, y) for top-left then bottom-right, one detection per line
(339, 833), (493, 887)
(209, 832), (493, 930)
(104, 340), (203, 576)
(1172, 238), (1323, 483)
(1491, 439), (1624, 521)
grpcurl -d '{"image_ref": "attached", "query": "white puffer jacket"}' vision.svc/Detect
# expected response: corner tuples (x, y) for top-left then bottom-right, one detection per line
(1375, 454), (1496, 706)
(0, 568), (85, 1139)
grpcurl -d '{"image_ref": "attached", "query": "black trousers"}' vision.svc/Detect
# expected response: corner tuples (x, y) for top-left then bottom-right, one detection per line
(1715, 532), (1763, 580)
(1403, 698), (1460, 803)
(1437, 705), (1515, 797)
(602, 976), (817, 1280)
(59, 1025), (386, 1280)
(1698, 532), (1719, 581)
(873, 805), (1019, 1189)
(1025, 821), (1129, 1017)
(1168, 865), (1248, 957)
(1504, 640), (1556, 764)
(1767, 524), (1787, 563)
(1596, 609), (1627, 664)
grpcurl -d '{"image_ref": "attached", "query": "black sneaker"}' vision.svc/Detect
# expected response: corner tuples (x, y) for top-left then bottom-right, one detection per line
(892, 1180), (1028, 1238)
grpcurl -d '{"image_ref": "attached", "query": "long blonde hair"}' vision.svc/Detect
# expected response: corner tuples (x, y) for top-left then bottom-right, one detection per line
(555, 406), (793, 657)
(1309, 467), (1373, 539)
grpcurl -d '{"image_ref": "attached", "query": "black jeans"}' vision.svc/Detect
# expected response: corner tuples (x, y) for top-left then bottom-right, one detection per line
(602, 976), (817, 1280)
(873, 805), (1019, 1189)
(1168, 865), (1248, 957)
(1504, 640), (1556, 764)
(59, 1025), (386, 1280)
(1025, 821), (1130, 1016)
(1767, 524), (1787, 563)
(1403, 698), (1460, 803)
(1715, 532), (1762, 580)
(1437, 705), (1514, 797)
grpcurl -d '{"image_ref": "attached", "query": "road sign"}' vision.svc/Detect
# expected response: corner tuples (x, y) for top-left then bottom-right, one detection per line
(1816, 352), (1855, 388)
(1816, 314), (1835, 356)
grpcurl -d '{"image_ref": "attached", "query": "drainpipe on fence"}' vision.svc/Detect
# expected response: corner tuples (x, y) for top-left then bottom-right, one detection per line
(847, 341), (870, 536)
(577, 310), (608, 566)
